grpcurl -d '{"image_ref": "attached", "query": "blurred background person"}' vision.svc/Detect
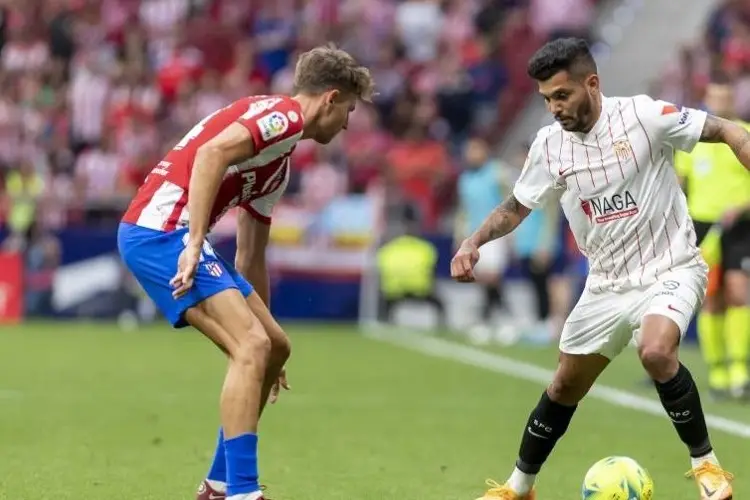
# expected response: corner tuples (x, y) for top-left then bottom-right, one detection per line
(4, 160), (44, 250)
(673, 79), (750, 400)
(455, 136), (510, 342)
(377, 205), (445, 328)
(509, 143), (571, 343)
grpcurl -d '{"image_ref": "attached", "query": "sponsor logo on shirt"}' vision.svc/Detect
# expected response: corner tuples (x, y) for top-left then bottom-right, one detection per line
(242, 97), (283, 120)
(580, 190), (639, 223)
(257, 111), (289, 141)
(662, 103), (690, 124)
(678, 108), (690, 125)
(151, 160), (171, 176)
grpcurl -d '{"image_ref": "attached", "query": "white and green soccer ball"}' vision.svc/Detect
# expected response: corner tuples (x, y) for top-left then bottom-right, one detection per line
(582, 456), (654, 500)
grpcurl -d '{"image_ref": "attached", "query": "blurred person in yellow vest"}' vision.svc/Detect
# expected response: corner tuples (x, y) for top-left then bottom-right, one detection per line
(377, 205), (445, 327)
(4, 161), (44, 248)
(675, 80), (750, 399)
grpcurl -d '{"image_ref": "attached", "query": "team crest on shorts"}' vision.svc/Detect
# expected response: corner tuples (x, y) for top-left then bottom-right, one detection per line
(204, 261), (223, 277)
(613, 140), (633, 162)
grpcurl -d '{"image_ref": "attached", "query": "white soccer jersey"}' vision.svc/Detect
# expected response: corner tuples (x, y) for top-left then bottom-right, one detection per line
(514, 95), (708, 293)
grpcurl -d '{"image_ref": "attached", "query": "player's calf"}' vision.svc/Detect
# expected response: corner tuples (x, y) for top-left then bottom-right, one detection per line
(260, 333), (291, 410)
(187, 291), (273, 500)
(221, 324), (270, 500)
(639, 314), (718, 465)
(492, 353), (608, 497)
(244, 292), (292, 413)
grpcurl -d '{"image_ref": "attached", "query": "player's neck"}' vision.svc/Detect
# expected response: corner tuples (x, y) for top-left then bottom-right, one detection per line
(291, 94), (319, 139)
(580, 95), (603, 134)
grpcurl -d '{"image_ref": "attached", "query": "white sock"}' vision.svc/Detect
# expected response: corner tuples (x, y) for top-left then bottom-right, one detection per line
(508, 466), (536, 495)
(206, 480), (226, 492)
(227, 492), (263, 500)
(691, 450), (720, 470)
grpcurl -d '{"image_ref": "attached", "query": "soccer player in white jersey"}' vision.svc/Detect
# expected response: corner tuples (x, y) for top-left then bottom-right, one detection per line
(451, 38), (750, 500)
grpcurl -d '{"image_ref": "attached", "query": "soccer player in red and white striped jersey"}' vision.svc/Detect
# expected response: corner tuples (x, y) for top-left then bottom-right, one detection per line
(118, 45), (374, 500)
(452, 38), (750, 500)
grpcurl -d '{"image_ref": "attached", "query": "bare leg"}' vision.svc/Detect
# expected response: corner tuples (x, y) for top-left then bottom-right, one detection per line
(243, 292), (291, 415)
(500, 353), (610, 496)
(639, 314), (713, 458)
(639, 314), (733, 498)
(187, 289), (271, 498)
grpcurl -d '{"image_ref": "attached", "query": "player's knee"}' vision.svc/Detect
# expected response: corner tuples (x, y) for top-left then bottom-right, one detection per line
(269, 329), (291, 365)
(232, 326), (272, 366)
(638, 341), (678, 380)
(547, 375), (587, 405)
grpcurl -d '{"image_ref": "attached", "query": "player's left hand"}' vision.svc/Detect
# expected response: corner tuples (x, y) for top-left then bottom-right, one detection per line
(269, 366), (291, 404)
(171, 244), (202, 298)
(451, 239), (480, 282)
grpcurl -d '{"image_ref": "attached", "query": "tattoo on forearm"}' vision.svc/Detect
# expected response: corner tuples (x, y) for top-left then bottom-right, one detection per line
(699, 115), (725, 143)
(700, 115), (750, 170)
(471, 195), (524, 246)
(730, 133), (750, 160)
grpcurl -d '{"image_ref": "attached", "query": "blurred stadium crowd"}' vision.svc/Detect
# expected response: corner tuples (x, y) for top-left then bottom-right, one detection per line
(0, 0), (745, 331)
(0, 0), (599, 238)
(655, 0), (750, 116)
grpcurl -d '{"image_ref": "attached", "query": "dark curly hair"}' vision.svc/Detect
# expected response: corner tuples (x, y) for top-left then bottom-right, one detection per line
(527, 38), (597, 81)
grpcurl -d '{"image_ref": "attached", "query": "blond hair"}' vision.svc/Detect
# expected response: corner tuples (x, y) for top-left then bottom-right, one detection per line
(293, 44), (375, 102)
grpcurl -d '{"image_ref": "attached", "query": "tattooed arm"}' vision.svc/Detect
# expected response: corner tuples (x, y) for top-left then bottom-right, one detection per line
(451, 131), (558, 282)
(467, 195), (531, 248)
(700, 115), (750, 171)
(451, 194), (531, 282)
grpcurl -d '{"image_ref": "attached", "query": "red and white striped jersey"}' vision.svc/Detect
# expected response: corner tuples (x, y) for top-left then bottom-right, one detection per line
(514, 94), (708, 293)
(122, 95), (303, 231)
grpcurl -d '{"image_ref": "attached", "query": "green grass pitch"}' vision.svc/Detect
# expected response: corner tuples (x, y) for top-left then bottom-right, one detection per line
(1, 322), (748, 499)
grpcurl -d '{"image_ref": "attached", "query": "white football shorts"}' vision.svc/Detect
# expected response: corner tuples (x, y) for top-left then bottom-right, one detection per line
(560, 265), (708, 359)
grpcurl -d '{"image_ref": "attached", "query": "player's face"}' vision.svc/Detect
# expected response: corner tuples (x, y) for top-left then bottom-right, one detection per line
(464, 138), (489, 168)
(314, 90), (356, 144)
(538, 70), (599, 132)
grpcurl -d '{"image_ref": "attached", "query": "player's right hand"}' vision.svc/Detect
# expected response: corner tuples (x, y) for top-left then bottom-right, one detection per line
(268, 366), (291, 404)
(170, 244), (202, 298)
(451, 239), (480, 283)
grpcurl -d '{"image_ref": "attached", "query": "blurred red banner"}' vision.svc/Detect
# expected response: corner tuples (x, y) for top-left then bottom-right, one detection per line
(0, 252), (23, 323)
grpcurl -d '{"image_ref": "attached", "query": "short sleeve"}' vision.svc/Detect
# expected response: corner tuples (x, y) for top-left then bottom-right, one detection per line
(236, 96), (304, 155)
(632, 94), (707, 153)
(512, 134), (564, 210)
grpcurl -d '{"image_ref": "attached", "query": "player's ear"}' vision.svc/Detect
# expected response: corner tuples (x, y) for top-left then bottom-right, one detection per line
(326, 89), (340, 105)
(586, 74), (600, 95)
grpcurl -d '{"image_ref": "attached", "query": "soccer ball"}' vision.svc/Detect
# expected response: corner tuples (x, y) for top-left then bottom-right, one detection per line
(582, 456), (654, 500)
